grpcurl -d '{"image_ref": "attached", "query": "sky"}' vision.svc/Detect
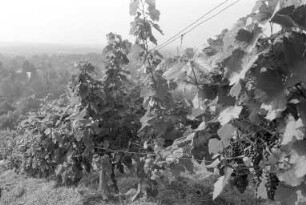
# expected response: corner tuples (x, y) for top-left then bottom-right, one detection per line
(0, 0), (257, 49)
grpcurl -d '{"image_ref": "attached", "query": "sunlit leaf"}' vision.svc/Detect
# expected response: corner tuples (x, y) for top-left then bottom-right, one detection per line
(217, 123), (236, 147)
(213, 167), (233, 200)
(208, 138), (223, 155)
(252, 0), (279, 24)
(218, 106), (243, 125)
(278, 141), (306, 186)
(282, 115), (305, 145)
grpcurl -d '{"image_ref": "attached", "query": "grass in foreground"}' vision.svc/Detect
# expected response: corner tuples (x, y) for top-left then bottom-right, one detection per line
(0, 162), (257, 205)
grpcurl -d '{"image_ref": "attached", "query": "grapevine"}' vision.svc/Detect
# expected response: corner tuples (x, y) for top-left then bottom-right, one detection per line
(13, 32), (145, 200)
(4, 0), (306, 204)
(129, 0), (306, 204)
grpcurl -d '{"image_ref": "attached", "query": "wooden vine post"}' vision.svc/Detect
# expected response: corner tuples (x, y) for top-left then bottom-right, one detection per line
(98, 155), (111, 200)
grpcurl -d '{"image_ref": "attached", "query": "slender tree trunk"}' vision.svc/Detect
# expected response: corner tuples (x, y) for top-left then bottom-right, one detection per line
(98, 167), (108, 200)
(98, 155), (109, 200)
(111, 164), (119, 194)
(131, 156), (146, 202)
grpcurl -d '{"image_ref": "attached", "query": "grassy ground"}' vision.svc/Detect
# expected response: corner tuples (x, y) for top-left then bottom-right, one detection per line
(0, 162), (257, 205)
(0, 169), (81, 205)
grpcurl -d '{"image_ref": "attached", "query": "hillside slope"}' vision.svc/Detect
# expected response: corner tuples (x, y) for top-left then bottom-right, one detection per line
(0, 162), (256, 205)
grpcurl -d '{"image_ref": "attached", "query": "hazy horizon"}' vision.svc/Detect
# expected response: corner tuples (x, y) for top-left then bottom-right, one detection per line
(0, 0), (257, 53)
(0, 41), (104, 56)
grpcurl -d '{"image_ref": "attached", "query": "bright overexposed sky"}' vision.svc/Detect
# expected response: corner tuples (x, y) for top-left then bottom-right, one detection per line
(0, 0), (257, 48)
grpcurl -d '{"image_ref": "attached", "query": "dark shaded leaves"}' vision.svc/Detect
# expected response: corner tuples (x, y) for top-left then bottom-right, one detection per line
(282, 32), (306, 87)
(271, 5), (306, 30)
(255, 68), (287, 112)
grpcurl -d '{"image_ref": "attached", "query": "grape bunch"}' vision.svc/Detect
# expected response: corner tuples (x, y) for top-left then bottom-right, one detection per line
(265, 173), (279, 200)
(220, 138), (251, 193)
(245, 140), (263, 190)
(231, 166), (249, 193)
(218, 122), (281, 196)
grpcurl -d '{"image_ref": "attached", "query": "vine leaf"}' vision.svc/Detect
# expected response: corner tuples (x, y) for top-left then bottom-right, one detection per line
(278, 141), (306, 186)
(213, 167), (233, 200)
(147, 0), (160, 21)
(192, 132), (211, 161)
(223, 48), (260, 86)
(271, 5), (306, 30)
(188, 108), (206, 119)
(195, 55), (214, 72)
(129, 0), (139, 16)
(255, 68), (287, 119)
(261, 103), (284, 120)
(275, 184), (299, 205)
(277, 168), (304, 187)
(298, 100), (306, 126)
(199, 85), (218, 100)
(140, 86), (154, 97)
(162, 61), (189, 81)
(282, 115), (305, 145)
(290, 141), (306, 179)
(218, 106), (242, 125)
(252, 0), (279, 24)
(229, 81), (242, 98)
(235, 23), (262, 46)
(275, 183), (306, 205)
(217, 123), (236, 147)
(279, 0), (302, 8)
(145, 0), (155, 7)
(271, 7), (298, 28)
(153, 75), (172, 101)
(179, 158), (195, 174)
(223, 49), (244, 82)
(256, 174), (268, 199)
(163, 60), (209, 84)
(283, 33), (306, 87)
(248, 102), (261, 123)
(217, 86), (235, 107)
(150, 21), (164, 35)
(139, 111), (156, 131)
(208, 138), (223, 155)
(236, 29), (254, 44)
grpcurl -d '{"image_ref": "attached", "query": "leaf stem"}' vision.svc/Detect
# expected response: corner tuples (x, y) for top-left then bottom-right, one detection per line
(190, 60), (200, 89)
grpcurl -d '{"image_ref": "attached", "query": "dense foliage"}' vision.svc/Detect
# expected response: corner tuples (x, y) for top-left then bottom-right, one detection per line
(128, 0), (306, 204)
(13, 34), (145, 186)
(2, 0), (306, 205)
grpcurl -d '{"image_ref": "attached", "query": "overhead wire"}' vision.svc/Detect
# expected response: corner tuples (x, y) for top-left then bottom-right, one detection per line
(153, 0), (242, 51)
(95, 146), (216, 163)
(153, 0), (232, 51)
